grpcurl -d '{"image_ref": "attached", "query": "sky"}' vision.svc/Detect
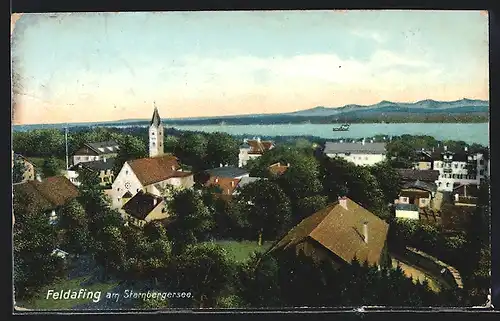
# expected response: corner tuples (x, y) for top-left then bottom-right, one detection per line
(11, 10), (489, 125)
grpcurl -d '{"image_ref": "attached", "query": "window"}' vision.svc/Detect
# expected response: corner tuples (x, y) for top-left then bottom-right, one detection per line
(152, 132), (155, 136)
(75, 156), (80, 161)
(152, 142), (156, 147)
(85, 156), (89, 161)
(454, 164), (458, 169)
(125, 170), (128, 175)
(438, 182), (441, 186)
(480, 170), (484, 175)
(365, 157), (368, 160)
(137, 188), (140, 192)
(446, 182), (450, 187)
(118, 197), (121, 201)
(117, 188), (121, 192)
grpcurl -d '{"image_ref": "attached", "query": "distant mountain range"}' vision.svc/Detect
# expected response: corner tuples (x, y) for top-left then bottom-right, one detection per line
(13, 98), (489, 131)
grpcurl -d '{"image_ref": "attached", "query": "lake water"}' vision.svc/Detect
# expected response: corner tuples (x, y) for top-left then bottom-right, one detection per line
(170, 123), (489, 146)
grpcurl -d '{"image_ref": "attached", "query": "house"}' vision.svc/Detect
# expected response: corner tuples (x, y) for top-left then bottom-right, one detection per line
(66, 157), (116, 186)
(110, 154), (194, 209)
(323, 140), (386, 166)
(205, 176), (263, 200)
(452, 183), (479, 207)
(396, 180), (437, 209)
(431, 146), (487, 192)
(204, 165), (250, 179)
(267, 197), (390, 268)
(238, 138), (275, 167)
(13, 175), (80, 224)
(394, 203), (420, 220)
(268, 162), (290, 176)
(110, 105), (195, 209)
(413, 150), (433, 170)
(72, 141), (119, 166)
(121, 191), (168, 227)
(13, 153), (35, 183)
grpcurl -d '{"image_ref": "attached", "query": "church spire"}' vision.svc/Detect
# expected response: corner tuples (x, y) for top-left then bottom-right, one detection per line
(150, 101), (162, 127)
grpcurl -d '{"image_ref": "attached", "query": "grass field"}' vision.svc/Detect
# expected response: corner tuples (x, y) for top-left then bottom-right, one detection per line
(16, 276), (118, 310)
(212, 240), (273, 263)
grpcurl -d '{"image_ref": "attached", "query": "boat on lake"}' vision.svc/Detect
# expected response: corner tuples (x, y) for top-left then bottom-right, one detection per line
(332, 124), (350, 131)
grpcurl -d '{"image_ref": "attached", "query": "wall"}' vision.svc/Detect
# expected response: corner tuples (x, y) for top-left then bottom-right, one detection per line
(326, 153), (385, 166)
(110, 162), (144, 209)
(395, 210), (419, 220)
(149, 125), (164, 158)
(145, 201), (169, 222)
(22, 161), (35, 182)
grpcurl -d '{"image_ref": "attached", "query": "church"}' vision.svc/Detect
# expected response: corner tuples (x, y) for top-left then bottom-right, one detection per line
(109, 104), (195, 210)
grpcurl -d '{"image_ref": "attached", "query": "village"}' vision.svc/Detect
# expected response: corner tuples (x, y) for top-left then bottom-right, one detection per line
(12, 106), (491, 309)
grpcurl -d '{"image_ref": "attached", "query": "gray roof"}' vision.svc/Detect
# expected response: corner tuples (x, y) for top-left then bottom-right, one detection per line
(395, 203), (419, 211)
(150, 107), (162, 127)
(205, 166), (250, 178)
(70, 158), (115, 171)
(324, 142), (386, 155)
(236, 176), (263, 189)
(402, 180), (437, 193)
(85, 141), (119, 155)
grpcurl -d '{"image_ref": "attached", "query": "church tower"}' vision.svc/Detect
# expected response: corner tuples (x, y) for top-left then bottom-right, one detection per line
(149, 102), (164, 158)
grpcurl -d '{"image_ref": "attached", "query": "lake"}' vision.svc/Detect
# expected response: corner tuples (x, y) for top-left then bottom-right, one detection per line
(170, 123), (489, 146)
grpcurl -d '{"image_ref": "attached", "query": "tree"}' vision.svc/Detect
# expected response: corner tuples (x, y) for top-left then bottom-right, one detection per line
(386, 139), (417, 168)
(13, 158), (28, 183)
(169, 243), (235, 308)
(320, 157), (387, 218)
(205, 132), (239, 168)
(13, 189), (65, 300)
(57, 199), (91, 254)
(166, 189), (214, 253)
(112, 135), (148, 175)
(174, 133), (208, 171)
(294, 195), (329, 223)
(42, 156), (61, 177)
(93, 224), (126, 279)
(369, 161), (402, 204)
(236, 180), (292, 245)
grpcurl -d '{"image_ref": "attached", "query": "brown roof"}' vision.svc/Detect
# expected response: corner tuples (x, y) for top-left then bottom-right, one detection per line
(247, 139), (274, 155)
(268, 162), (289, 176)
(127, 155), (192, 186)
(396, 169), (440, 182)
(269, 198), (389, 266)
(205, 176), (241, 195)
(122, 191), (164, 220)
(14, 176), (80, 211)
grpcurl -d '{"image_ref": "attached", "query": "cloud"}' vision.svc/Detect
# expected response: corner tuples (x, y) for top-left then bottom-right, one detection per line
(351, 29), (387, 43)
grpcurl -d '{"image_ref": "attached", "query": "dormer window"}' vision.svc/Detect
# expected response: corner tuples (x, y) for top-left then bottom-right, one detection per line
(152, 132), (155, 136)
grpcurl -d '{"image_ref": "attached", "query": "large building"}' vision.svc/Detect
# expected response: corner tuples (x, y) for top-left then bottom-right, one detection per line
(431, 147), (487, 192)
(110, 105), (194, 209)
(323, 140), (386, 166)
(66, 158), (116, 186)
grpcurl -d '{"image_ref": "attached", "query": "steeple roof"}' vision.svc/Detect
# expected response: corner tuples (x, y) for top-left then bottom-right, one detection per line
(150, 106), (162, 127)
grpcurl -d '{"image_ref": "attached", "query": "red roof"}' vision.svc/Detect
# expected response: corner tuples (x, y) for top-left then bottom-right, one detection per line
(127, 155), (192, 186)
(268, 162), (289, 175)
(205, 176), (241, 196)
(14, 176), (80, 210)
(247, 139), (274, 155)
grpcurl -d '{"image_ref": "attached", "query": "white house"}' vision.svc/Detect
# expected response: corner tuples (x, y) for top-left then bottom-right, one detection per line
(323, 140), (386, 166)
(395, 203), (420, 220)
(432, 147), (487, 192)
(238, 138), (275, 168)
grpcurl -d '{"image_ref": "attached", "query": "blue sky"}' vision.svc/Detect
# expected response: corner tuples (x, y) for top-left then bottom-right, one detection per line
(11, 10), (489, 124)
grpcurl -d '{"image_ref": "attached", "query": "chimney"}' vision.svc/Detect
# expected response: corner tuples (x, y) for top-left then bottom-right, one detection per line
(454, 193), (459, 202)
(338, 196), (348, 210)
(363, 222), (369, 243)
(36, 174), (42, 182)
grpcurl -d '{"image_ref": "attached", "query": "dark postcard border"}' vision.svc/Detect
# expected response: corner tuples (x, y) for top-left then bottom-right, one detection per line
(7, 0), (500, 319)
